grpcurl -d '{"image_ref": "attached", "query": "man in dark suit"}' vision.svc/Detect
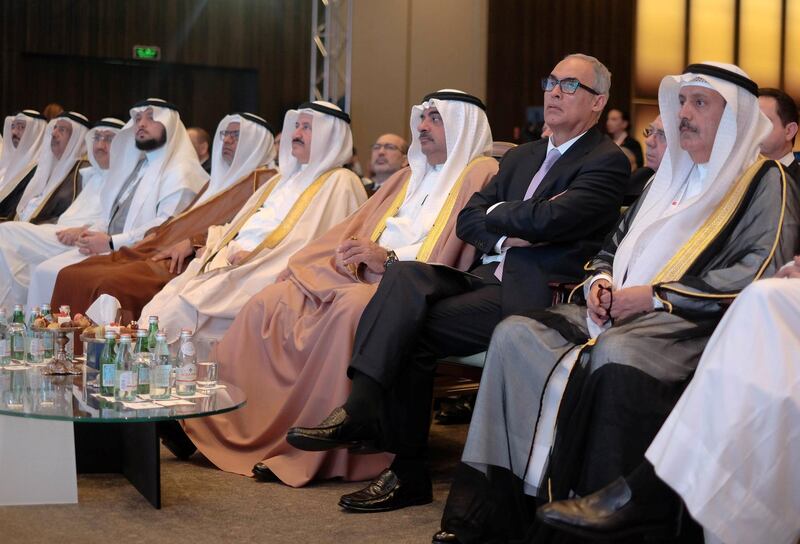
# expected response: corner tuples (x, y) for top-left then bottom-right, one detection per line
(287, 53), (631, 513)
(758, 87), (799, 180)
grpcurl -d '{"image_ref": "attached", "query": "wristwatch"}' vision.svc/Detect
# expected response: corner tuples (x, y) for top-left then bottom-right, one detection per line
(383, 249), (399, 271)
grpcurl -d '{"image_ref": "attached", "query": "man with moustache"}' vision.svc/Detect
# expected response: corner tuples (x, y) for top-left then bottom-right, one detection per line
(16, 112), (92, 223)
(434, 62), (800, 544)
(0, 119), (124, 307)
(0, 110), (48, 219)
(24, 98), (208, 308)
(362, 133), (408, 194)
(50, 112), (279, 322)
(288, 55), (630, 513)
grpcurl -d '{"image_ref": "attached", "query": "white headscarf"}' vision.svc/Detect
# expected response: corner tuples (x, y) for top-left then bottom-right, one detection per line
(99, 98), (209, 231)
(277, 100), (352, 184)
(17, 112), (90, 220)
(200, 112), (276, 204)
(378, 89), (492, 252)
(57, 118), (125, 227)
(0, 110), (47, 202)
(612, 62), (771, 287)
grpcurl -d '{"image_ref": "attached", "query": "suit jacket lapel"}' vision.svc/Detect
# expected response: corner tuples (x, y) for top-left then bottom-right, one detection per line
(509, 141), (547, 200)
(531, 127), (600, 199)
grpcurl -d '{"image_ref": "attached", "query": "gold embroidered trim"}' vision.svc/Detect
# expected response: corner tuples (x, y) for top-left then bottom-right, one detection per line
(368, 171), (412, 242)
(650, 159), (767, 284)
(239, 168), (340, 265)
(199, 172), (282, 272)
(416, 157), (495, 262)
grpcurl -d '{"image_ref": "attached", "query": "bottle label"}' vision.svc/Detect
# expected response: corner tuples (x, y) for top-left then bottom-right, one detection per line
(138, 365), (150, 384)
(102, 364), (116, 387)
(0, 339), (9, 357)
(152, 365), (172, 386)
(181, 342), (196, 357)
(118, 371), (136, 393)
(176, 364), (197, 382)
(29, 338), (43, 356)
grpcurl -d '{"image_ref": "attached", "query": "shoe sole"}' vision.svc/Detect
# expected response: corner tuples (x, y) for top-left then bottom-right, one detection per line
(538, 516), (676, 541)
(286, 431), (359, 452)
(338, 495), (433, 513)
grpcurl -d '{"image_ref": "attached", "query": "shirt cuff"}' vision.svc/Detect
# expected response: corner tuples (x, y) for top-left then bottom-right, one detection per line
(492, 236), (507, 255)
(110, 233), (130, 251)
(486, 201), (505, 214)
(652, 295), (664, 310)
(584, 273), (613, 298)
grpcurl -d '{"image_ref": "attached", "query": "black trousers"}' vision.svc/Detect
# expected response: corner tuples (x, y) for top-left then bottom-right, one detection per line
(349, 260), (503, 458)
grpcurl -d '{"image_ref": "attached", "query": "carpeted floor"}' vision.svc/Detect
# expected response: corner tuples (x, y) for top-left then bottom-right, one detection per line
(0, 422), (469, 544)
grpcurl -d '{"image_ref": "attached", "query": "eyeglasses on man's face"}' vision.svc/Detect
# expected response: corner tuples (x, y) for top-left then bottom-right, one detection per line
(92, 133), (115, 143)
(643, 126), (666, 141)
(541, 75), (600, 96)
(219, 130), (240, 141)
(371, 143), (401, 152)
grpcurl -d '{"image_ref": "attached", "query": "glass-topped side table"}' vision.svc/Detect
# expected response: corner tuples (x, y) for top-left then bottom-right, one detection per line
(0, 366), (245, 508)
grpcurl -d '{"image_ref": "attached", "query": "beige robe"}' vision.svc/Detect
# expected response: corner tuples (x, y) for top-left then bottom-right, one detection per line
(183, 158), (499, 487)
(138, 168), (367, 351)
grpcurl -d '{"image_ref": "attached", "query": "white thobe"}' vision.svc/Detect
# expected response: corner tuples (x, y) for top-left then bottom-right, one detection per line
(0, 169), (108, 308)
(646, 277), (800, 544)
(137, 169), (366, 355)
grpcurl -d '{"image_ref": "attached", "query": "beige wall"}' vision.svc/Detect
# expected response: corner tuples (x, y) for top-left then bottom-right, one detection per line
(350, 0), (488, 167)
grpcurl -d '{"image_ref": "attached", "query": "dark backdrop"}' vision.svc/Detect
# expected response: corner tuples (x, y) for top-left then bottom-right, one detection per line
(0, 0), (311, 133)
(486, 0), (636, 141)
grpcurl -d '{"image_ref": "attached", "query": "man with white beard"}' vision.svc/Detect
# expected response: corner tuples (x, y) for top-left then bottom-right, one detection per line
(0, 118), (124, 308)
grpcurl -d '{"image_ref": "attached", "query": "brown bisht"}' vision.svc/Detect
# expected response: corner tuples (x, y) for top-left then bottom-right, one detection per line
(49, 167), (277, 319)
(182, 157), (499, 487)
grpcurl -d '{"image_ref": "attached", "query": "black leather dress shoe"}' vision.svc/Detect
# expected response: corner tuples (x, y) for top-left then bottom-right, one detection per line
(252, 462), (278, 482)
(338, 468), (433, 512)
(431, 530), (461, 543)
(286, 406), (378, 452)
(435, 396), (474, 425)
(536, 477), (681, 540)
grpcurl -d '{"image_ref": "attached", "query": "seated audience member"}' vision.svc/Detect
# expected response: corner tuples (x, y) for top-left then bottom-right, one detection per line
(624, 114), (666, 205)
(175, 90), (499, 488)
(50, 113), (278, 320)
(287, 54), (630, 514)
(137, 101), (366, 355)
(0, 111), (48, 219)
(16, 112), (91, 224)
(606, 107), (644, 169)
(434, 62), (800, 544)
(188, 126), (212, 174)
(758, 87), (799, 179)
(0, 118), (123, 308)
(24, 98), (209, 308)
(538, 256), (800, 544)
(362, 133), (408, 194)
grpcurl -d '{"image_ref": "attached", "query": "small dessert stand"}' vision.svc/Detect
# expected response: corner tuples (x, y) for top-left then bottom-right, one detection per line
(32, 326), (86, 375)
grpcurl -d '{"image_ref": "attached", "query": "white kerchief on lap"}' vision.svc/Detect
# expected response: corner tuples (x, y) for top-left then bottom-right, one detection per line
(0, 110), (48, 202)
(17, 111), (91, 221)
(85, 294), (122, 326)
(199, 112), (276, 204)
(612, 63), (771, 288)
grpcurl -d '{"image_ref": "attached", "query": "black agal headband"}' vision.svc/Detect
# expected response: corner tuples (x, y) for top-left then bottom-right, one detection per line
(298, 102), (351, 124)
(56, 111), (91, 128)
(238, 112), (276, 136)
(683, 64), (758, 96)
(132, 99), (179, 111)
(422, 91), (486, 111)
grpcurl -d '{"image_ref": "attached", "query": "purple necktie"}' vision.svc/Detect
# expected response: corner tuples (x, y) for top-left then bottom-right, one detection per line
(494, 147), (562, 280)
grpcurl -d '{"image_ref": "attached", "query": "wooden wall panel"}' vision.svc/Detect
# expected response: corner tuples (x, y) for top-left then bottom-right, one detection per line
(1, 0), (310, 134)
(486, 0), (636, 141)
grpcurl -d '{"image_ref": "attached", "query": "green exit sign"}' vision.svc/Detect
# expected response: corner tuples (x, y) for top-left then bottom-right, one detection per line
(133, 45), (161, 61)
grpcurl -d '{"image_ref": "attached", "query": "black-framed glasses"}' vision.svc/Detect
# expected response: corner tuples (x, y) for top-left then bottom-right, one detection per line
(643, 126), (666, 141)
(92, 133), (115, 143)
(541, 75), (600, 95)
